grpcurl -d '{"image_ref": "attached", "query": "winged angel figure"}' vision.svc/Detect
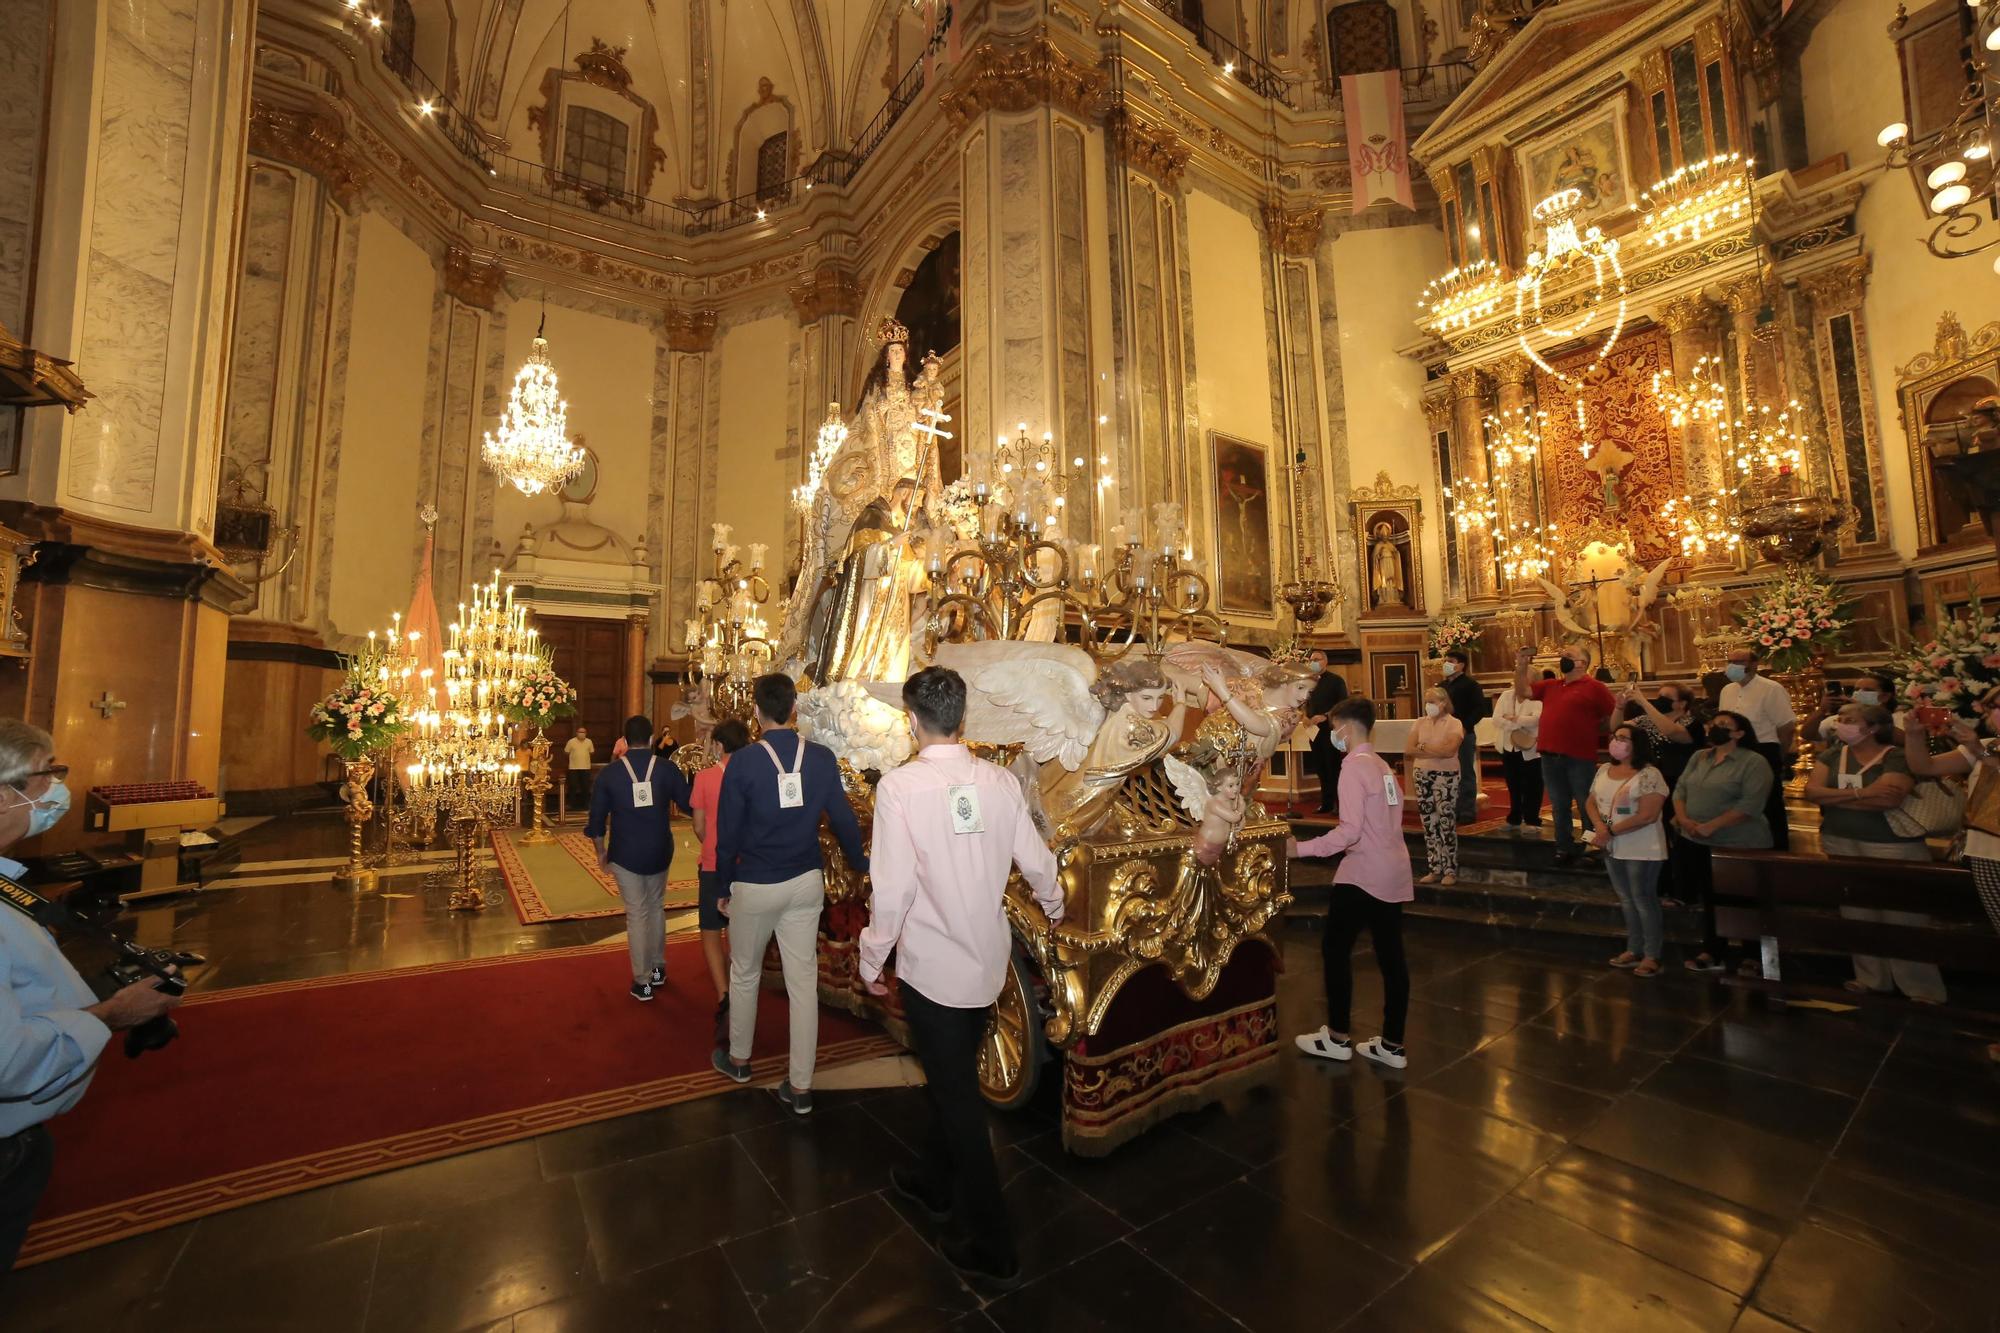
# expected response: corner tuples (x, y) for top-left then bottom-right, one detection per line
(1534, 554), (1674, 676)
(1156, 642), (1321, 779)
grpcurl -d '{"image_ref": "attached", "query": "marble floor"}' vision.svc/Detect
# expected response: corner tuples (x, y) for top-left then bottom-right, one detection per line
(9, 815), (2000, 1331)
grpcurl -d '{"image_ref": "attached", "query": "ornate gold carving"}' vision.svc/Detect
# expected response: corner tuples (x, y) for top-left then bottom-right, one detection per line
(529, 39), (668, 204)
(1422, 390), (1454, 431)
(788, 265), (863, 322)
(248, 101), (370, 212)
(1099, 844), (1282, 996)
(1722, 273), (1770, 316)
(1110, 109), (1193, 191)
(572, 37), (636, 92)
(1694, 15), (1727, 62)
(1490, 354), (1535, 389)
(1351, 469), (1424, 502)
(490, 233), (676, 296)
(1261, 203), (1325, 257)
(1896, 311), (2000, 380)
(1637, 48), (1669, 91)
(1662, 293), (1723, 336)
(1794, 255), (1871, 317)
(1449, 367), (1490, 402)
(940, 36), (1112, 129)
(441, 247), (506, 311)
(665, 307), (719, 353)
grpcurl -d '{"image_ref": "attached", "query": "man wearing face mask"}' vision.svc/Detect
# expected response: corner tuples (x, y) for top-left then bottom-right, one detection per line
(0, 720), (181, 1268)
(1717, 648), (1795, 851)
(1440, 649), (1489, 823)
(1514, 645), (1616, 867)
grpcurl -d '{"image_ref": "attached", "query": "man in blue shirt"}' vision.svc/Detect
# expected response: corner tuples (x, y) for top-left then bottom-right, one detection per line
(0, 719), (179, 1268)
(711, 674), (865, 1115)
(587, 714), (694, 1001)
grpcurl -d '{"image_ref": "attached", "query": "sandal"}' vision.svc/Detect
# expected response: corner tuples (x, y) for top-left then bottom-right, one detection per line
(1633, 959), (1662, 978)
(1416, 873), (1440, 885)
(1608, 952), (1640, 969)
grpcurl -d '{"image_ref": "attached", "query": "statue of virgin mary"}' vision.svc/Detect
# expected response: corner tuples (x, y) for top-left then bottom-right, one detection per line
(776, 316), (948, 684)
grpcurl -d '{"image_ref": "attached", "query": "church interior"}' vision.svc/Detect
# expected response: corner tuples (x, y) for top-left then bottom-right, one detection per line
(5, 0), (2000, 1325)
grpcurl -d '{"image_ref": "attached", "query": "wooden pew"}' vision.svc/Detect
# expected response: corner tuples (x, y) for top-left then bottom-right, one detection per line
(1711, 850), (2000, 1011)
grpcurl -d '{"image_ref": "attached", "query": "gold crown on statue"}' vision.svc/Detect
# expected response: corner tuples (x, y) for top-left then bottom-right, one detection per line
(873, 316), (910, 347)
(1269, 638), (1311, 667)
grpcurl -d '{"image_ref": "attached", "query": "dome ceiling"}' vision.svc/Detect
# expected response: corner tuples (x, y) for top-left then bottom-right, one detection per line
(408, 0), (932, 205)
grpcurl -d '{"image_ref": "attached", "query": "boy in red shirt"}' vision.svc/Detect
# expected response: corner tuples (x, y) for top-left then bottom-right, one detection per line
(689, 718), (750, 1046)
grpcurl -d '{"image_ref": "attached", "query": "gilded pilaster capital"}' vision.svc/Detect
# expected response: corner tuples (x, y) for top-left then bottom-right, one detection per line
(1490, 355), (1535, 390)
(1261, 203), (1325, 258)
(1793, 255), (1872, 317)
(1109, 109), (1192, 191)
(1449, 368), (1490, 403)
(249, 100), (371, 213)
(939, 36), (1112, 130)
(665, 307), (719, 353)
(1662, 293), (1724, 336)
(788, 265), (863, 323)
(441, 248), (507, 312)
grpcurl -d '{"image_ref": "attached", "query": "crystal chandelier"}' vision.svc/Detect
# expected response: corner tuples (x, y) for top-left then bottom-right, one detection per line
(1515, 190), (1628, 384)
(1420, 260), (1505, 339)
(1878, 1), (2000, 264)
(483, 323), (585, 496)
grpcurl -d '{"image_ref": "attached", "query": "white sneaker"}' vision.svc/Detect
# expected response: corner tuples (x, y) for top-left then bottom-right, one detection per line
(1355, 1037), (1408, 1069)
(1294, 1027), (1352, 1061)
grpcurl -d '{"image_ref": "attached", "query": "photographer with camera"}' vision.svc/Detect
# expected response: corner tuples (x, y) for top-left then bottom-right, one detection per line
(0, 720), (181, 1270)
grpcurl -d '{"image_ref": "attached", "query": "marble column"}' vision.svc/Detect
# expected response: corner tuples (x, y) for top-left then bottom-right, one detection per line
(426, 252), (507, 602)
(1662, 291), (1729, 494)
(13, 0), (255, 538)
(664, 308), (719, 636)
(1488, 356), (1538, 597)
(624, 613), (648, 716)
(1449, 368), (1495, 600)
(1724, 275), (1784, 412)
(789, 265), (861, 571)
(1266, 206), (1337, 628)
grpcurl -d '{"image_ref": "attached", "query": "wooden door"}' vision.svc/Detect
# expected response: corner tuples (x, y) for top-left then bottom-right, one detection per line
(533, 615), (627, 750)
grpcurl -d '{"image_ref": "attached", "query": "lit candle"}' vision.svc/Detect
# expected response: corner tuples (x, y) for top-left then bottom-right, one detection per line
(749, 543), (767, 572)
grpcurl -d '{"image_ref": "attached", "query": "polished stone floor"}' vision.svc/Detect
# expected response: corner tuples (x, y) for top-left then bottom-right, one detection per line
(10, 815), (2000, 1331)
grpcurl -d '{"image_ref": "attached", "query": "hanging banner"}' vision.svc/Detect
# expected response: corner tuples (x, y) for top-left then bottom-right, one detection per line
(1342, 71), (1414, 214)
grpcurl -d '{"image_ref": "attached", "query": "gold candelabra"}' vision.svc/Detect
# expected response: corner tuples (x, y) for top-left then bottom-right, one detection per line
(683, 524), (772, 722)
(405, 571), (535, 910)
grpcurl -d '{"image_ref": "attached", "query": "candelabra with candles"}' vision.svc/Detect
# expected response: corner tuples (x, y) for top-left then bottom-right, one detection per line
(1276, 450), (1341, 629)
(353, 615), (434, 866)
(405, 572), (535, 910)
(1445, 404), (1560, 588)
(683, 525), (772, 723)
(1667, 582), (1739, 675)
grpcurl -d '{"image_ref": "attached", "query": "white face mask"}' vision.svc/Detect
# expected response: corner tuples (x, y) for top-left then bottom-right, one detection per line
(1424, 702), (1442, 718)
(1442, 661), (1459, 676)
(1851, 690), (1880, 707)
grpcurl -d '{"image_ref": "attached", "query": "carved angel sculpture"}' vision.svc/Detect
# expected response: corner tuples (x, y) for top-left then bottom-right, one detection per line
(1535, 574), (1597, 644)
(1159, 642), (1320, 780)
(1164, 753), (1250, 867)
(1617, 554), (1675, 675)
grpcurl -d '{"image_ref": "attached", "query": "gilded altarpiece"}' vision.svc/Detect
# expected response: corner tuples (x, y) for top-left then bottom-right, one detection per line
(1532, 326), (1684, 564)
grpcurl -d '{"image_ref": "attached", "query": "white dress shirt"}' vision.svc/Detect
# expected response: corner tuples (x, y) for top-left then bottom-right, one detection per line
(0, 858), (110, 1137)
(860, 744), (1064, 1008)
(1719, 674), (1797, 745)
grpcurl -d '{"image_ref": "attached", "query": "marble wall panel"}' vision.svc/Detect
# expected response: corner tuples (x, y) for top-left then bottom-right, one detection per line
(1127, 179), (1167, 517)
(997, 119), (1047, 432)
(666, 350), (708, 632)
(1282, 261), (1325, 555)
(223, 166), (299, 489)
(435, 300), (487, 598)
(0, 0), (48, 338)
(310, 221), (362, 630)
(1053, 122), (1093, 540)
(646, 335), (671, 658)
(962, 130), (991, 472)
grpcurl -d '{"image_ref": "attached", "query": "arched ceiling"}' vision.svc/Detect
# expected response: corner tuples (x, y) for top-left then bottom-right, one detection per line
(410, 0), (930, 203)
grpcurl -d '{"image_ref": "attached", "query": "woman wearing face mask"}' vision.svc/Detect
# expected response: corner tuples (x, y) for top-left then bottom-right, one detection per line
(1586, 724), (1670, 976)
(1407, 686), (1464, 886)
(1813, 674), (1903, 747)
(1806, 702), (1943, 1003)
(1672, 710), (1773, 973)
(1905, 684), (2000, 939)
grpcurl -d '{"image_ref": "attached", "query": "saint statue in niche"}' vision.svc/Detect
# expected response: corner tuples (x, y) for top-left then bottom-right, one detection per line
(775, 316), (948, 683)
(1581, 435), (1636, 513)
(1368, 519), (1411, 608)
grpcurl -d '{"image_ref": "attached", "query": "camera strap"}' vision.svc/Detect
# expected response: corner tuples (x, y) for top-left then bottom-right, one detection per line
(0, 873), (60, 930)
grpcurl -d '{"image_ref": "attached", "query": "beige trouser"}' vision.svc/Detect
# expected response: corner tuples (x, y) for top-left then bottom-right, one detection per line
(1821, 833), (1948, 1004)
(726, 870), (824, 1089)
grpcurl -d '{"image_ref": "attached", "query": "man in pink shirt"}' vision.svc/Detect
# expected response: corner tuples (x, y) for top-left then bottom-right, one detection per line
(1288, 697), (1414, 1069)
(688, 718), (750, 1048)
(861, 666), (1064, 1287)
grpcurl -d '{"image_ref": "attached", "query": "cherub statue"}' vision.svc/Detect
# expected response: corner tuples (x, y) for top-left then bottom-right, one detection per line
(1165, 742), (1251, 867)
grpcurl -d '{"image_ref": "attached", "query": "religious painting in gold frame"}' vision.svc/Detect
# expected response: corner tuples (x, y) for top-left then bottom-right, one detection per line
(1516, 98), (1633, 234)
(1211, 432), (1276, 616)
(1348, 470), (1424, 618)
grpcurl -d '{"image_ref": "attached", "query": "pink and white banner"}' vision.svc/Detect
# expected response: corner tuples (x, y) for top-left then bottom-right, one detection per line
(1342, 71), (1414, 214)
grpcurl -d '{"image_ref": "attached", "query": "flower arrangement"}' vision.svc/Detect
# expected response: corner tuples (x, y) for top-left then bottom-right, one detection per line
(1427, 609), (1479, 659)
(497, 656), (578, 728)
(1892, 600), (2000, 717)
(308, 678), (408, 760)
(1734, 567), (1853, 674)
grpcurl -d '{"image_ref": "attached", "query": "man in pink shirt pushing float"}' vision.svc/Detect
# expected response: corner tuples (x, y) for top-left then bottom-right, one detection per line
(860, 665), (1066, 1288)
(1288, 696), (1415, 1069)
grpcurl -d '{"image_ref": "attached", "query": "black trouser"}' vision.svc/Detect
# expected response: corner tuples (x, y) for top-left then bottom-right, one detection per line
(1311, 725), (1343, 812)
(0, 1125), (53, 1271)
(1455, 729), (1481, 822)
(1748, 741), (1791, 851)
(1499, 751), (1543, 825)
(899, 980), (1014, 1268)
(1674, 836), (1726, 959)
(1322, 885), (1409, 1046)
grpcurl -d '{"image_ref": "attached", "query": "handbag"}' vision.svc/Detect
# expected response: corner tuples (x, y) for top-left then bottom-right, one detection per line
(1837, 746), (1963, 839)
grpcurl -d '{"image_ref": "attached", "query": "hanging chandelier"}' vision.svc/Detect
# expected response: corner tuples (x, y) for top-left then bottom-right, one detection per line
(483, 325), (585, 496)
(1420, 260), (1505, 339)
(1650, 356), (1744, 559)
(1640, 154), (1753, 250)
(1878, 1), (2000, 265)
(1515, 189), (1628, 384)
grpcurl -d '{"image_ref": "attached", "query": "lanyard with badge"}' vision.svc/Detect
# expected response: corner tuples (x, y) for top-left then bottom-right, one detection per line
(621, 753), (657, 808)
(759, 737), (808, 809)
(920, 753), (985, 834)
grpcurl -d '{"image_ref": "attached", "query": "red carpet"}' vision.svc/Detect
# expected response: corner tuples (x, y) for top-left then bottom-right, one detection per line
(22, 938), (897, 1265)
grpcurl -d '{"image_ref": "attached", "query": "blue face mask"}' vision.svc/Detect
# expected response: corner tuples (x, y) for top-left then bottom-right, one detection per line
(12, 779), (68, 837)
(1331, 729), (1350, 753)
(1724, 663), (1748, 683)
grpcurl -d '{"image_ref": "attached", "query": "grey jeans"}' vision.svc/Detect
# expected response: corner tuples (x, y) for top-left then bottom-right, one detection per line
(727, 870), (825, 1089)
(611, 864), (668, 983)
